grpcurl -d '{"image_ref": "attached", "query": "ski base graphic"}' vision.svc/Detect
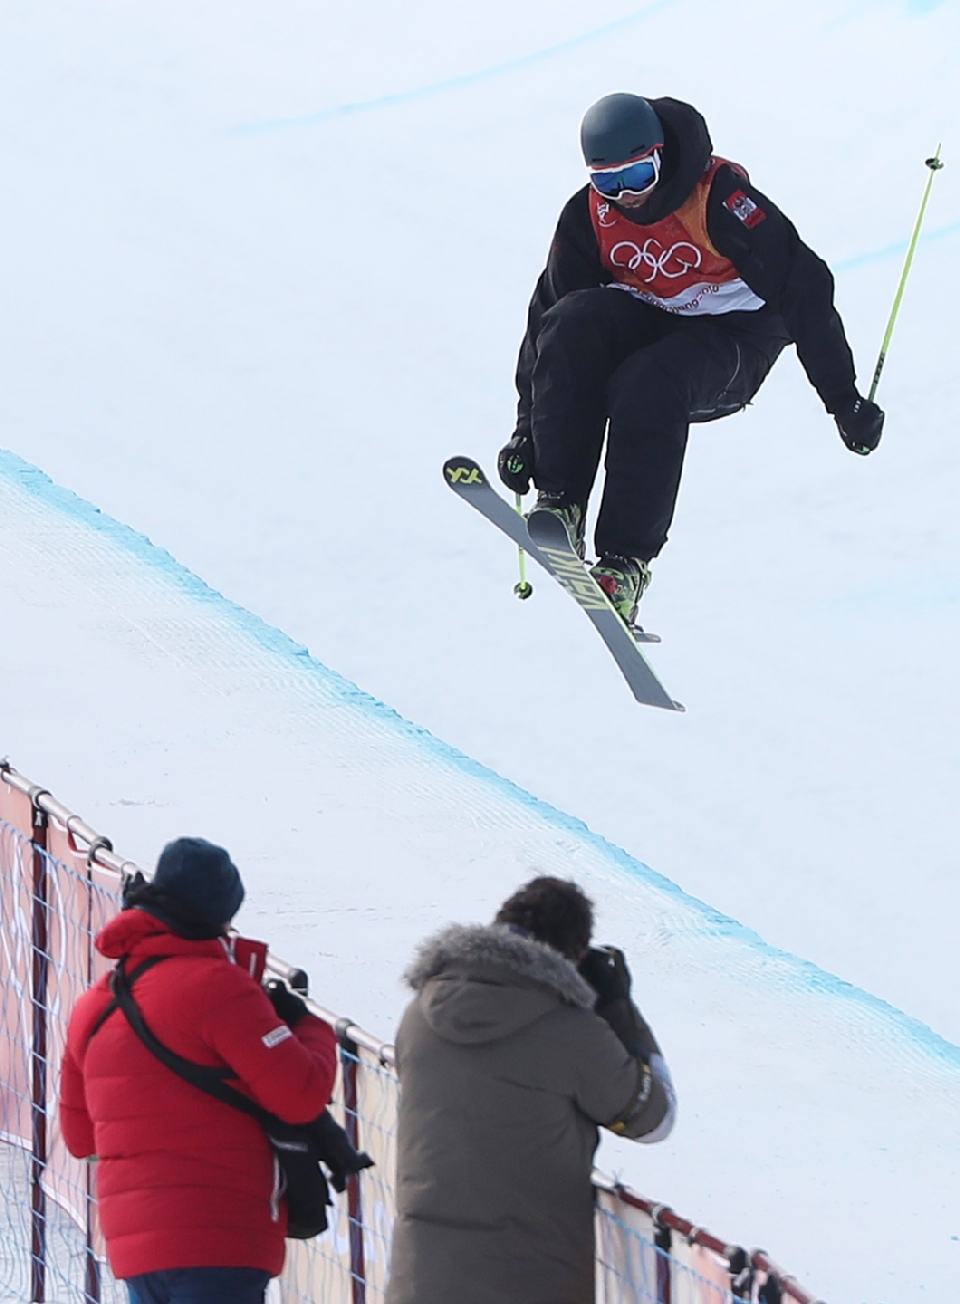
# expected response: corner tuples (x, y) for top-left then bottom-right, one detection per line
(443, 456), (683, 712)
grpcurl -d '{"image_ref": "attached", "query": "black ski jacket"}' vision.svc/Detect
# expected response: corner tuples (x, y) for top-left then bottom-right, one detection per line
(515, 97), (858, 434)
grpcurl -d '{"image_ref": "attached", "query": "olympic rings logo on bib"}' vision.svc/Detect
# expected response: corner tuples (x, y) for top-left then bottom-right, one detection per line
(609, 239), (703, 283)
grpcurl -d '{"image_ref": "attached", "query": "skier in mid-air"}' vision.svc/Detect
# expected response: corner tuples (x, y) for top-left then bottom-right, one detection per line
(498, 93), (884, 624)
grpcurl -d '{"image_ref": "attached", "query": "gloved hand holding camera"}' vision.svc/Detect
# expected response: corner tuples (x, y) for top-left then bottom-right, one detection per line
(264, 978), (310, 1027)
(578, 945), (633, 1005)
(578, 945), (660, 1061)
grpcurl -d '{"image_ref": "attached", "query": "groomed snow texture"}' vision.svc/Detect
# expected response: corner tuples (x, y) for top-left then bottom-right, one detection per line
(1, 2), (959, 1300)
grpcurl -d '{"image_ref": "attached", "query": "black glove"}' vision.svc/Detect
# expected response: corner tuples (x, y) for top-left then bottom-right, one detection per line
(264, 978), (310, 1027)
(309, 1111), (375, 1192)
(579, 946), (660, 1059)
(498, 430), (535, 495)
(834, 395), (884, 455)
(578, 946), (632, 1005)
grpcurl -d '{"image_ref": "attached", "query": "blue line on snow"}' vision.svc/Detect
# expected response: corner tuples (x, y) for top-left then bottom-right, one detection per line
(233, 0), (683, 135)
(230, 0), (957, 278)
(834, 217), (960, 272)
(3, 444), (960, 1073)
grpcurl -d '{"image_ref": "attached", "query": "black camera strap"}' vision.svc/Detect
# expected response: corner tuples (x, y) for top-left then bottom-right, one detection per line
(109, 956), (284, 1131)
(87, 955), (166, 1042)
(88, 954), (338, 1238)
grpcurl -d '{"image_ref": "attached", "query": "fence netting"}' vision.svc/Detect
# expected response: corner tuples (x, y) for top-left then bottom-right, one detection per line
(0, 766), (816, 1304)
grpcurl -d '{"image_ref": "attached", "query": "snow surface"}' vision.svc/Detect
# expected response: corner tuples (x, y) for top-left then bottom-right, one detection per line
(1, 0), (959, 1298)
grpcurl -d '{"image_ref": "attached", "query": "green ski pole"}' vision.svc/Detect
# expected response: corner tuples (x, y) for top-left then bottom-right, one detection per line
(868, 147), (944, 402)
(513, 493), (533, 600)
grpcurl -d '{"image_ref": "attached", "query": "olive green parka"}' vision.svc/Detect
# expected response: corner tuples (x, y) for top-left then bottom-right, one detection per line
(386, 923), (675, 1304)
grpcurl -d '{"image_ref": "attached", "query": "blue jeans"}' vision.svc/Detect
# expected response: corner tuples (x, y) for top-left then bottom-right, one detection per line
(126, 1267), (271, 1303)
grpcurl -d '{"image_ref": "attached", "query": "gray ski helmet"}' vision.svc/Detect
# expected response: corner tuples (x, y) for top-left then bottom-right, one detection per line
(580, 93), (664, 167)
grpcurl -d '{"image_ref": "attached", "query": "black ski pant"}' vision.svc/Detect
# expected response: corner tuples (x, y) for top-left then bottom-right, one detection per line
(530, 287), (788, 560)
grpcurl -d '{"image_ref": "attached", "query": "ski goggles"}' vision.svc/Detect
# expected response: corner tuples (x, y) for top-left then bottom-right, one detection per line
(588, 148), (662, 199)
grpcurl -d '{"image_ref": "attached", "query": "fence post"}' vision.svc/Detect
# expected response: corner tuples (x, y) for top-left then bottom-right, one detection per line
(29, 795), (50, 1303)
(83, 844), (106, 1304)
(84, 1183), (101, 1304)
(337, 1026), (367, 1304)
(654, 1221), (672, 1304)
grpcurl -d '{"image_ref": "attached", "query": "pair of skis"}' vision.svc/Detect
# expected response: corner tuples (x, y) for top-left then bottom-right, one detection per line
(443, 457), (683, 712)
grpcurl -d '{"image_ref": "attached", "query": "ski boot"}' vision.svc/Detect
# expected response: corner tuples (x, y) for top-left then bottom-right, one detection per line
(529, 493), (586, 559)
(590, 555), (652, 625)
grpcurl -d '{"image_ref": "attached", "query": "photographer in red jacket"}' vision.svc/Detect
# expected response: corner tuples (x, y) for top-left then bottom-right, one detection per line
(60, 838), (338, 1304)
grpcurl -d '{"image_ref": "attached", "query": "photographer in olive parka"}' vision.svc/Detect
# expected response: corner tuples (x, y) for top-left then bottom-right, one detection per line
(386, 877), (675, 1304)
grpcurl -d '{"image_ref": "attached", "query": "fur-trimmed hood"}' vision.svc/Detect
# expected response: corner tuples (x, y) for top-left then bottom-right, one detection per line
(404, 923), (596, 1046)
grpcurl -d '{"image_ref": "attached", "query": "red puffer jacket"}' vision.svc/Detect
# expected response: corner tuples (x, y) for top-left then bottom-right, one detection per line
(59, 909), (338, 1280)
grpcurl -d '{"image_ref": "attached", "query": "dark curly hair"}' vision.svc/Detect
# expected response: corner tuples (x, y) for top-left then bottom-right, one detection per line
(494, 876), (594, 961)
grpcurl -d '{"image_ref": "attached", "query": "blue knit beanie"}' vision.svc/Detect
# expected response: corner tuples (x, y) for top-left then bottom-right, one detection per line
(152, 837), (245, 929)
